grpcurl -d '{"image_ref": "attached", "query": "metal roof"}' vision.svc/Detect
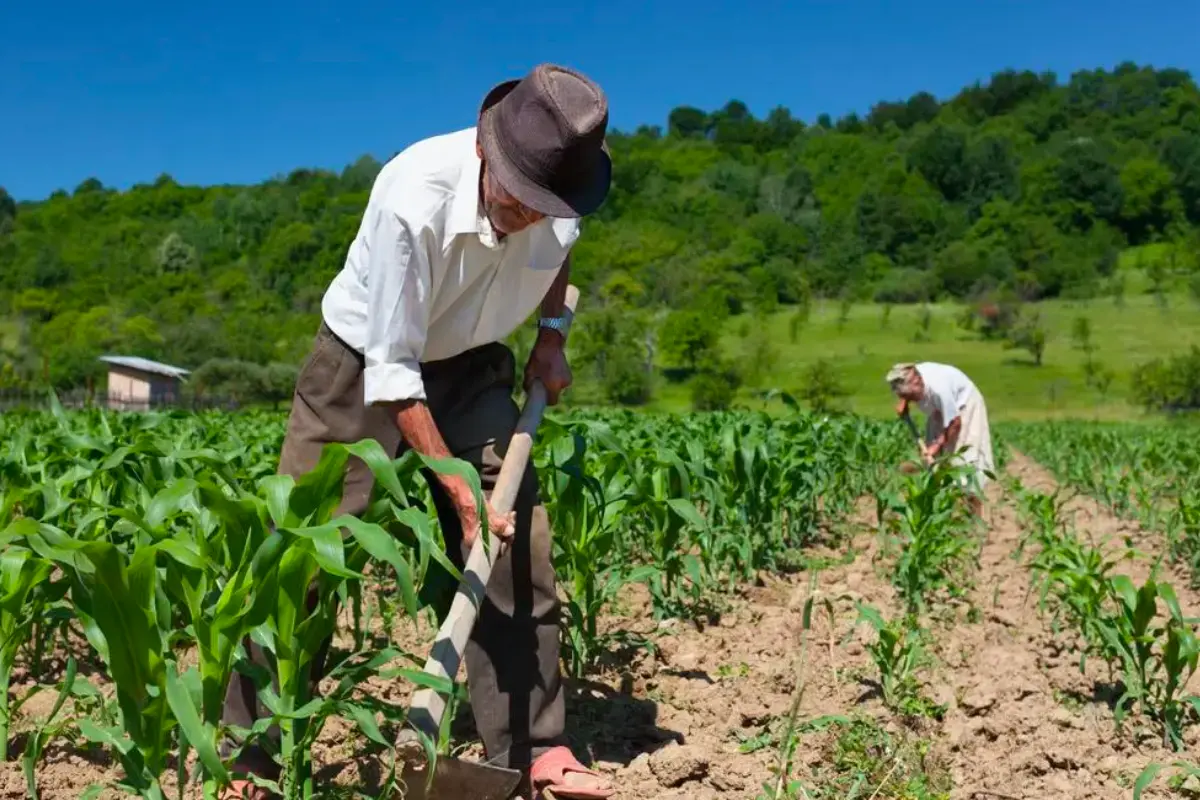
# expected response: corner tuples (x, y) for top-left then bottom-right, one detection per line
(98, 355), (190, 380)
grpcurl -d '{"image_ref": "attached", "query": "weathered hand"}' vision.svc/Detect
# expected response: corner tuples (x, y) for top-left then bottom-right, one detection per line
(895, 398), (909, 417)
(524, 331), (572, 405)
(457, 495), (516, 550)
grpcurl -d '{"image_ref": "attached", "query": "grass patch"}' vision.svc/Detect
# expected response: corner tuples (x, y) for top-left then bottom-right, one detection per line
(634, 288), (1200, 421)
(768, 715), (951, 799)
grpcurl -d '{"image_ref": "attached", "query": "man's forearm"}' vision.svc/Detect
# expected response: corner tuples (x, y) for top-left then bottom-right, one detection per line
(391, 400), (475, 508)
(539, 255), (570, 325)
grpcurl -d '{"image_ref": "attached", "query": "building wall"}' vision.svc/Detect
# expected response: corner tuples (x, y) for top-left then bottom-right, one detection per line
(106, 367), (179, 410)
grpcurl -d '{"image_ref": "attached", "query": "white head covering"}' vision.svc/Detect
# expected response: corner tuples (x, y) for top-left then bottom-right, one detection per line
(886, 362), (916, 391)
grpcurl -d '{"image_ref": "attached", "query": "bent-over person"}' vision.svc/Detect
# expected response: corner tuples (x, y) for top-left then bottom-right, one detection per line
(886, 361), (994, 515)
(219, 63), (615, 800)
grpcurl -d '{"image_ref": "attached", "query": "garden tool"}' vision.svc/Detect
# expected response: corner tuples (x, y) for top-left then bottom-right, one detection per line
(898, 403), (927, 474)
(396, 285), (581, 800)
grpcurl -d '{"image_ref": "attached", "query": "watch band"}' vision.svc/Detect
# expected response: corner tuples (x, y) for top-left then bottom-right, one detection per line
(538, 316), (569, 334)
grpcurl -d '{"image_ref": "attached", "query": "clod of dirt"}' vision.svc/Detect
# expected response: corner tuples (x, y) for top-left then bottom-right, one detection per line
(1049, 706), (1085, 730)
(986, 609), (1019, 628)
(1047, 749), (1083, 771)
(960, 683), (998, 716)
(649, 743), (710, 787)
(708, 759), (751, 792)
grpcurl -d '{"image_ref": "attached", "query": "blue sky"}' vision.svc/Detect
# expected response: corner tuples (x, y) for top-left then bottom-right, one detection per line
(3, 0), (1198, 200)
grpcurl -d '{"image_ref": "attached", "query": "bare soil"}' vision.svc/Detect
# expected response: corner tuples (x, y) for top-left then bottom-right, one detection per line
(3, 452), (1198, 799)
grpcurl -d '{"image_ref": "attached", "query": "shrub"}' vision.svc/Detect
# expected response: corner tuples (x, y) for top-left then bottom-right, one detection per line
(873, 268), (938, 304)
(797, 358), (849, 413)
(1131, 347), (1200, 412)
(691, 362), (742, 411)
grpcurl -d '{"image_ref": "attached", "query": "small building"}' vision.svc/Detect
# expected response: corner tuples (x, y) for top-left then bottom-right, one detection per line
(98, 355), (189, 411)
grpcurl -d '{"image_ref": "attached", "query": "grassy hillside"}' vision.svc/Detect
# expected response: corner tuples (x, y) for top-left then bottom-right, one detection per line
(3, 63), (1200, 396)
(640, 289), (1200, 421)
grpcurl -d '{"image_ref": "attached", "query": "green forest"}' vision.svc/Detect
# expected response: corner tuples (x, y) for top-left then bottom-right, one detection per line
(2, 62), (1200, 412)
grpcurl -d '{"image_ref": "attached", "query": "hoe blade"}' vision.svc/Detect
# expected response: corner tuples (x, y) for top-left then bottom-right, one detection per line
(398, 754), (522, 800)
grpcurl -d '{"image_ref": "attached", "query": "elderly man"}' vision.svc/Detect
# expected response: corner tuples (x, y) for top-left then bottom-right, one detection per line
(886, 361), (994, 514)
(220, 64), (614, 799)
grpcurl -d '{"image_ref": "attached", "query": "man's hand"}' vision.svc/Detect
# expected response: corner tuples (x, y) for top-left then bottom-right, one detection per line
(895, 398), (909, 417)
(456, 493), (516, 550)
(922, 441), (940, 465)
(391, 399), (516, 551)
(524, 329), (572, 405)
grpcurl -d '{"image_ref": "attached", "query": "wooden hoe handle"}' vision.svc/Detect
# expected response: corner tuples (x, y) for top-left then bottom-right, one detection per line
(405, 285), (581, 739)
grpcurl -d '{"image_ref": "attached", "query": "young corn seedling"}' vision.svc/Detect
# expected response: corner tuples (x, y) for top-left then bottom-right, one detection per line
(537, 422), (654, 676)
(0, 540), (58, 761)
(1172, 489), (1200, 589)
(850, 602), (942, 719)
(628, 448), (711, 619)
(880, 459), (978, 616)
(1025, 525), (1126, 673)
(224, 440), (467, 800)
(1098, 576), (1200, 750)
(1134, 758), (1200, 800)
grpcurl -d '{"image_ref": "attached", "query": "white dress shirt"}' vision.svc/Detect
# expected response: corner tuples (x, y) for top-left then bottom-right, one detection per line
(321, 127), (581, 405)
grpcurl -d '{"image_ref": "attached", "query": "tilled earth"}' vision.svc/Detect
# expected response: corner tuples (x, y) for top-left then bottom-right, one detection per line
(2, 452), (1198, 799)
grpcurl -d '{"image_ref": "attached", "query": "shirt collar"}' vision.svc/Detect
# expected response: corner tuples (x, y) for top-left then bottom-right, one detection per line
(447, 139), (573, 249)
(448, 151), (486, 238)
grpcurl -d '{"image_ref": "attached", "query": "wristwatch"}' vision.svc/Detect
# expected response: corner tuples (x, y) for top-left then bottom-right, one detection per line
(538, 316), (569, 335)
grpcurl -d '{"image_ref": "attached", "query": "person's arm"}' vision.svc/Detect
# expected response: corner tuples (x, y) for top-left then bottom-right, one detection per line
(523, 253), (573, 404)
(362, 208), (513, 543)
(927, 415), (962, 458)
(538, 252), (570, 324)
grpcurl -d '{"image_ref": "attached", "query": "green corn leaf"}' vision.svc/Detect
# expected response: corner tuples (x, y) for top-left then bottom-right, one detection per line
(279, 522), (363, 579)
(339, 701), (390, 747)
(667, 498), (707, 530)
(289, 443), (352, 523)
(164, 666), (229, 783)
(334, 515), (419, 617)
(259, 474), (295, 527)
(393, 506), (462, 582)
(384, 668), (458, 697)
(145, 479), (198, 530)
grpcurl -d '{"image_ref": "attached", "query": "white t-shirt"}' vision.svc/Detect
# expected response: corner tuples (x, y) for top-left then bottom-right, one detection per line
(915, 362), (976, 424)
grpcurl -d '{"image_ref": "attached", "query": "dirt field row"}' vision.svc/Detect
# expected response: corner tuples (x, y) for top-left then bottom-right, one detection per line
(2, 452), (1197, 799)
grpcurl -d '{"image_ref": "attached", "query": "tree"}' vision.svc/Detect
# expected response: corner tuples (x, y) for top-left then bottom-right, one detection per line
(1004, 311), (1047, 365)
(0, 187), (15, 225)
(739, 322), (780, 389)
(658, 310), (720, 374)
(1119, 157), (1182, 242)
(155, 232), (197, 274)
(691, 361), (741, 411)
(797, 359), (848, 413)
(667, 106), (708, 139)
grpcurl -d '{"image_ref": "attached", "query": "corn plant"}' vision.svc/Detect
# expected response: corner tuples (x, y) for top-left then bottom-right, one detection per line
(1025, 525), (1126, 672)
(626, 448), (712, 619)
(0, 541), (60, 760)
(878, 459), (979, 616)
(1097, 577), (1200, 750)
(850, 603), (942, 719)
(537, 421), (655, 676)
(22, 656), (84, 800)
(1172, 489), (1200, 589)
(1134, 758), (1200, 799)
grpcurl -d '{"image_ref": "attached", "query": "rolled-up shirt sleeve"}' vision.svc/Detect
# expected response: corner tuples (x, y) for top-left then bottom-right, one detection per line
(362, 208), (431, 405)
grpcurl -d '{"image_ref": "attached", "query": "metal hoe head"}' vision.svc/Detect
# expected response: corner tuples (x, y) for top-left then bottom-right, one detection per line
(398, 751), (522, 800)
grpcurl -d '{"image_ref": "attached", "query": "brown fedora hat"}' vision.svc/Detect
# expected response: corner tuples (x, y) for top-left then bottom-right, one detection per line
(478, 63), (612, 218)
